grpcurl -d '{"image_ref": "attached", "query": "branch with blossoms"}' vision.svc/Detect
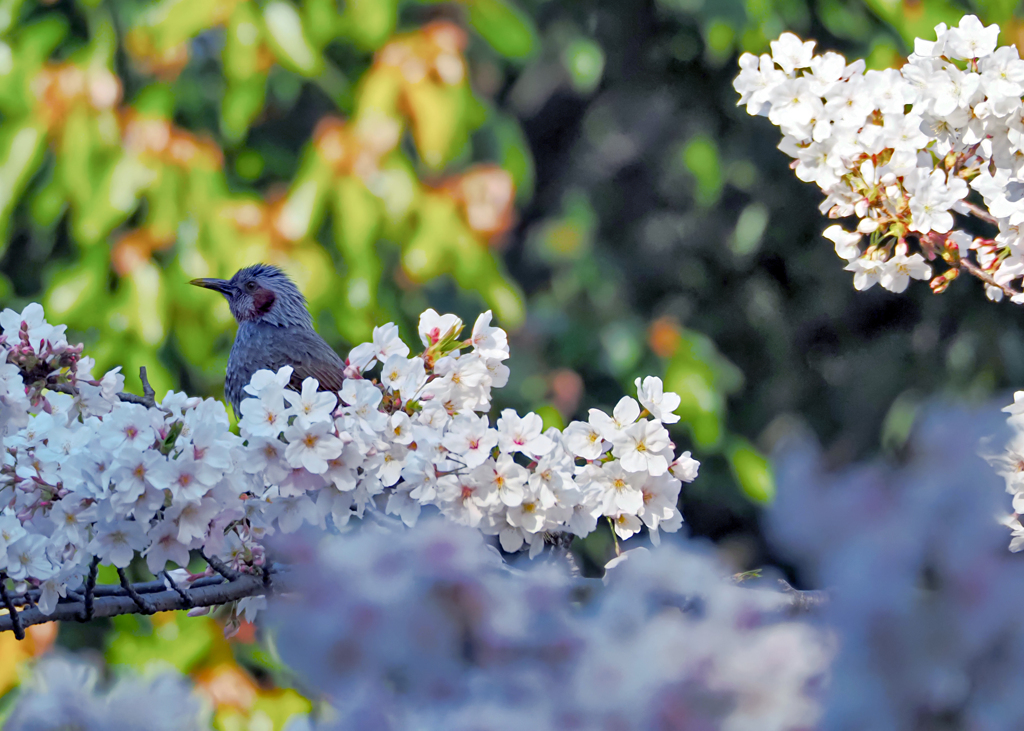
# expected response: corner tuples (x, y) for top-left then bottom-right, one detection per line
(0, 302), (700, 637)
(734, 15), (1024, 302)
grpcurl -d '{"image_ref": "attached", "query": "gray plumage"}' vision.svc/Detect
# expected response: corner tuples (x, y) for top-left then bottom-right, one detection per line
(190, 264), (346, 416)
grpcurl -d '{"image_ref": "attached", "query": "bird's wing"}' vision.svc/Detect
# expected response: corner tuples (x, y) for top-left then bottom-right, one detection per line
(278, 329), (347, 394)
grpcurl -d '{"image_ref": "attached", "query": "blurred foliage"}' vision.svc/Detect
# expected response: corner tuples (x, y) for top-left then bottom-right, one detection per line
(0, 0), (535, 401)
(6, 0), (1024, 709)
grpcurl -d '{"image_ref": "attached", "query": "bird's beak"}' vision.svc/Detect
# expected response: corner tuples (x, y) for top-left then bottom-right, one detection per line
(189, 278), (233, 296)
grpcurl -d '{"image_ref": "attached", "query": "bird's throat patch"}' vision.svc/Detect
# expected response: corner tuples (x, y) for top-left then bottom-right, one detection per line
(253, 288), (276, 315)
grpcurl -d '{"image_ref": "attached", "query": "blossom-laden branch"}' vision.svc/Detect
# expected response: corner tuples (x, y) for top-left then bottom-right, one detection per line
(0, 302), (700, 637)
(734, 15), (1024, 304)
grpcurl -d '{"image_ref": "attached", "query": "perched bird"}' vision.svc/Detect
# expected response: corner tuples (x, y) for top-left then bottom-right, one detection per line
(190, 264), (346, 416)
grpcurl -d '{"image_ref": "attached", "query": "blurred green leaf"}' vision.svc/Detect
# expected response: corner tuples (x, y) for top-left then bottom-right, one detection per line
(562, 38), (605, 94)
(466, 0), (538, 60)
(682, 134), (723, 208)
(727, 438), (775, 503)
(263, 2), (323, 77)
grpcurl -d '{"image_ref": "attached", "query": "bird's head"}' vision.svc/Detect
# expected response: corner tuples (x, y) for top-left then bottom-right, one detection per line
(190, 264), (313, 327)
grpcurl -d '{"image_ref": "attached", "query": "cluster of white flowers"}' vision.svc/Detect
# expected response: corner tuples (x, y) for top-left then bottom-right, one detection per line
(734, 16), (1024, 301)
(0, 302), (698, 621)
(991, 391), (1024, 550)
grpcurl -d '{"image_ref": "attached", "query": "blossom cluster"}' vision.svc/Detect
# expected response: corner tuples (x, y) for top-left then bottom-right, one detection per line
(0, 302), (698, 622)
(11, 401), (1024, 730)
(990, 391), (1024, 551)
(267, 518), (831, 730)
(734, 16), (1024, 302)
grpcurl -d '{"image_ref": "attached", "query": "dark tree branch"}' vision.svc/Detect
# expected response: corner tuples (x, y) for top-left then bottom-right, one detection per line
(201, 550), (241, 581)
(0, 569), (284, 636)
(162, 570), (194, 609)
(78, 557), (100, 622)
(0, 572), (25, 640)
(9, 572), (241, 607)
(118, 567), (156, 615)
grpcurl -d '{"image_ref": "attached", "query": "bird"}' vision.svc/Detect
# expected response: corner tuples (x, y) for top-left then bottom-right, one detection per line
(190, 263), (346, 417)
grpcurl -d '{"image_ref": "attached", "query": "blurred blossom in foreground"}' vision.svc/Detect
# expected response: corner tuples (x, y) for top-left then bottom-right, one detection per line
(267, 518), (832, 730)
(770, 403), (1024, 730)
(5, 654), (210, 730)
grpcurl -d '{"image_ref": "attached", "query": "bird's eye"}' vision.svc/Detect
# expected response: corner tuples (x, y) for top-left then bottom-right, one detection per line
(245, 281), (258, 292)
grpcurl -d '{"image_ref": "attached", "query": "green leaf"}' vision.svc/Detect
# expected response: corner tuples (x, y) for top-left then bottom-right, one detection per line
(263, 2), (323, 77)
(562, 38), (605, 94)
(490, 113), (535, 201)
(107, 612), (215, 674)
(682, 134), (723, 207)
(0, 119), (46, 254)
(466, 0), (538, 60)
(336, 0), (399, 51)
(727, 439), (775, 503)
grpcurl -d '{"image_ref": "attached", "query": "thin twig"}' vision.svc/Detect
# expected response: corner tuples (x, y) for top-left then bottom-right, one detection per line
(778, 580), (830, 614)
(606, 516), (621, 557)
(0, 572), (24, 640)
(201, 550), (241, 581)
(78, 557), (100, 622)
(118, 568), (156, 615)
(161, 571), (194, 609)
(138, 366), (156, 407)
(960, 200), (999, 226)
(958, 258), (1022, 299)
(46, 366), (159, 408)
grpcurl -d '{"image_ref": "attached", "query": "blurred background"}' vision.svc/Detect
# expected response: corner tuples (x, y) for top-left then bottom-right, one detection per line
(2, 0), (1023, 726)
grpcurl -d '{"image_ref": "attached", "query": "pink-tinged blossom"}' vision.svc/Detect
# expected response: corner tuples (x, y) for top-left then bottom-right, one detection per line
(338, 379), (388, 433)
(442, 414), (498, 469)
(166, 496), (221, 544)
(283, 421), (344, 474)
(6, 534), (53, 580)
(144, 518), (192, 573)
(472, 454), (529, 507)
(98, 404), (158, 451)
(88, 519), (149, 568)
(496, 409), (554, 458)
(238, 394), (289, 438)
(469, 310), (509, 360)
(275, 495), (320, 533)
(151, 453), (217, 503)
(371, 322), (411, 361)
(670, 452), (701, 483)
(418, 309), (463, 346)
